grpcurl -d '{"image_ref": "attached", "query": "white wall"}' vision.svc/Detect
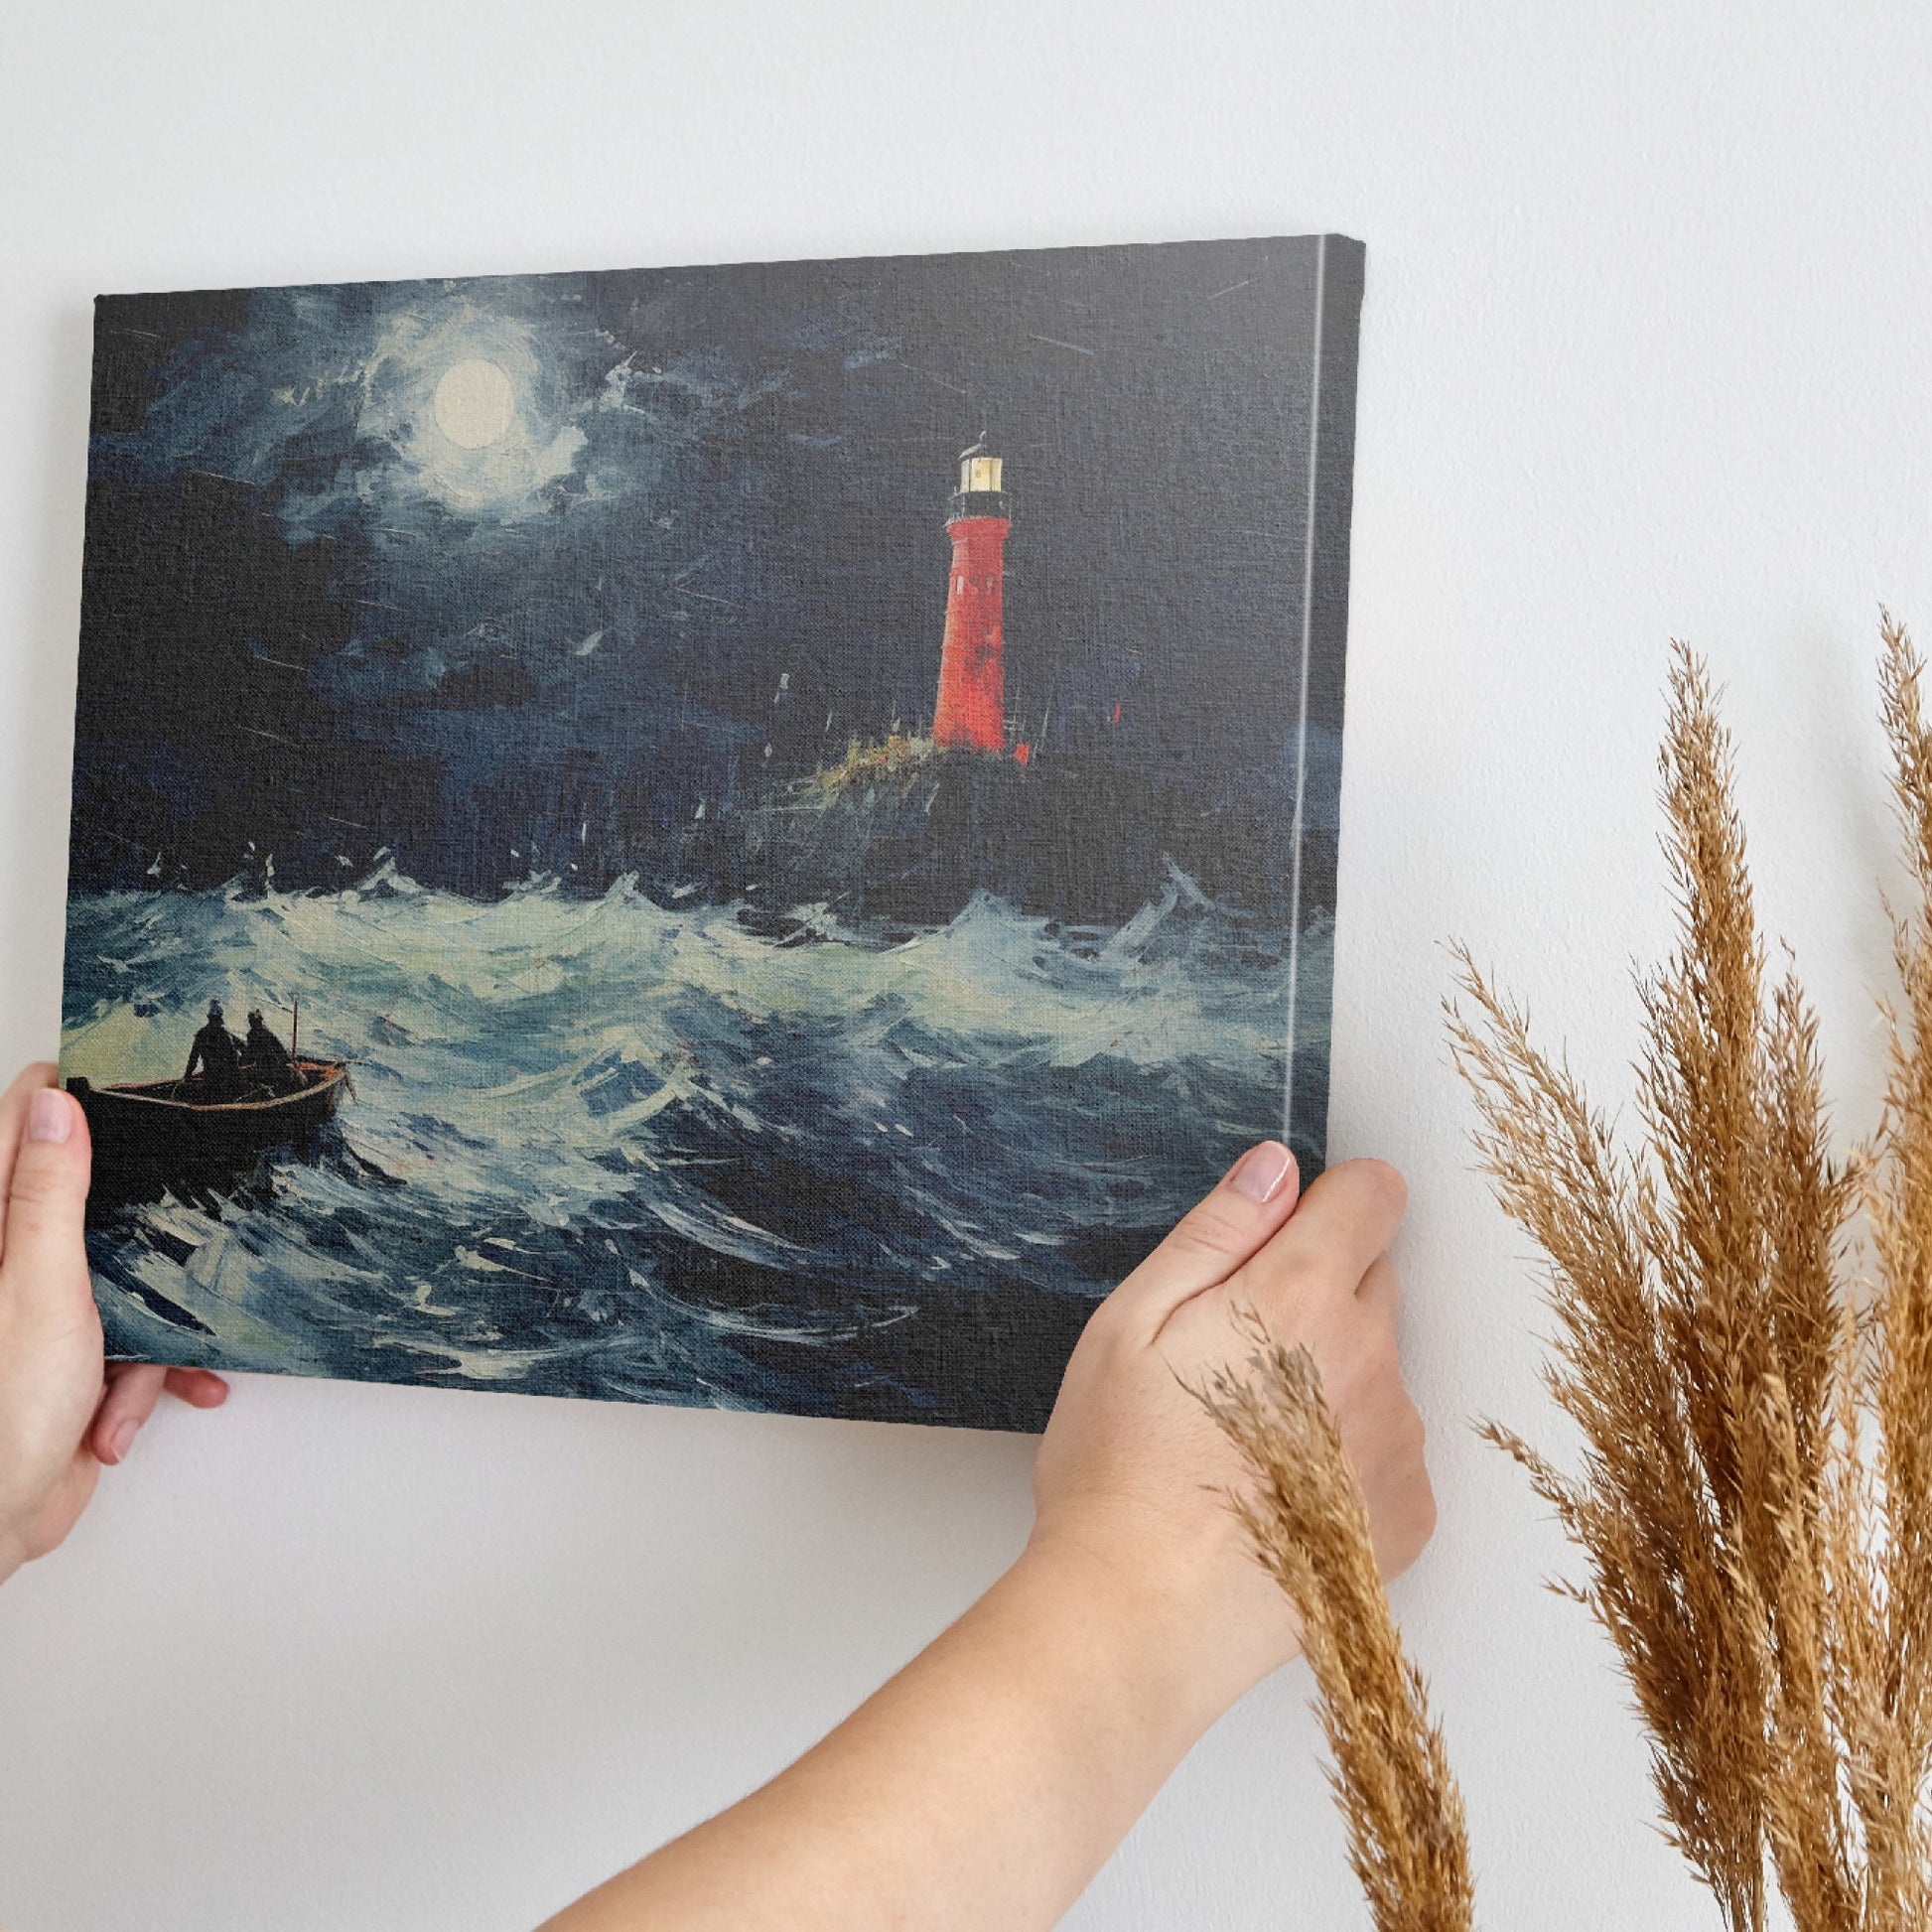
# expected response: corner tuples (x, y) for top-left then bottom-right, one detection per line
(2, 3), (1927, 1924)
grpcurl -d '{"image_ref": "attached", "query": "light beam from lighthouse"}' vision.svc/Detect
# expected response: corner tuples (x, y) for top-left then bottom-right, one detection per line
(932, 439), (1012, 753)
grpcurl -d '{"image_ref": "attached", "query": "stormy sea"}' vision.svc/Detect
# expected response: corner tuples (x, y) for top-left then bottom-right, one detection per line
(64, 866), (1321, 1432)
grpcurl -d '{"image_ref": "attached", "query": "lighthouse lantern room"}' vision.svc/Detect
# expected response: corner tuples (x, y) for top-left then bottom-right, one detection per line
(932, 440), (1012, 754)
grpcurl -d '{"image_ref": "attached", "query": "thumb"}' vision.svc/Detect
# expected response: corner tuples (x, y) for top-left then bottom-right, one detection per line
(1, 1083), (96, 1332)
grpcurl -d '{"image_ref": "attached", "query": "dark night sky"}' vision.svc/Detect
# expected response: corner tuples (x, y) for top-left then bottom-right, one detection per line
(73, 235), (1354, 900)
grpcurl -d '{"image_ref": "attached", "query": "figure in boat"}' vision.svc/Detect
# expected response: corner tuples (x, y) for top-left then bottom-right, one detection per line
(242, 1008), (296, 1092)
(179, 1000), (302, 1101)
(68, 997), (348, 1196)
(183, 1000), (244, 1102)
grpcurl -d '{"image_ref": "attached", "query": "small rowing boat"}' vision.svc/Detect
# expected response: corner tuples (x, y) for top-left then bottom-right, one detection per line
(68, 1058), (348, 1170)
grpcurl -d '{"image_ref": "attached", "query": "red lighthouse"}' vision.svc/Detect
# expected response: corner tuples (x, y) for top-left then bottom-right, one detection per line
(932, 440), (1011, 753)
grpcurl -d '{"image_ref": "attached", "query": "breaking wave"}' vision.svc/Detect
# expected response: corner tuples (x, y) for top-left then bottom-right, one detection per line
(63, 864), (1321, 1429)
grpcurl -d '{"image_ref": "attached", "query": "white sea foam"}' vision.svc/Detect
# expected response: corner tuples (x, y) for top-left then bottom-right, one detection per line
(64, 868), (1321, 1425)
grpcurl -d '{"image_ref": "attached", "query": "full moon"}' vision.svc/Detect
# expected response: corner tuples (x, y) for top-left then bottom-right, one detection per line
(432, 358), (516, 449)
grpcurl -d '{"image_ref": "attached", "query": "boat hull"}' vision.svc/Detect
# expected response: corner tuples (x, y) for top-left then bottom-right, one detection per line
(69, 1060), (348, 1178)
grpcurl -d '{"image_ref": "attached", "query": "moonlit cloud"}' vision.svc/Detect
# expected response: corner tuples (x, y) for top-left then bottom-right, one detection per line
(107, 279), (717, 553)
(352, 300), (589, 519)
(94, 276), (770, 703)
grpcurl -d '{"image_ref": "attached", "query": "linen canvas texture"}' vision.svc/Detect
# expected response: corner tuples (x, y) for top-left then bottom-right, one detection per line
(62, 234), (1364, 1430)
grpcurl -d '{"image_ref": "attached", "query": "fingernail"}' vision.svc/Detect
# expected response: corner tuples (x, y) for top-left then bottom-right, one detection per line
(27, 1089), (72, 1145)
(107, 1418), (138, 1463)
(1228, 1142), (1294, 1203)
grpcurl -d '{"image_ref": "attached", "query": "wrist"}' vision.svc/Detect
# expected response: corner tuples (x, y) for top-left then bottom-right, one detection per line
(1005, 1527), (1287, 1749)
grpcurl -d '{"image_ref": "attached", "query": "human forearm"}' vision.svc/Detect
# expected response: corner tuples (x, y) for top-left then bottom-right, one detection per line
(543, 1540), (1233, 1932)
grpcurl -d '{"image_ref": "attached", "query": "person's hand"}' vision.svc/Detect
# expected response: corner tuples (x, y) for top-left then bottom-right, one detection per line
(1029, 1145), (1434, 1723)
(0, 1063), (227, 1584)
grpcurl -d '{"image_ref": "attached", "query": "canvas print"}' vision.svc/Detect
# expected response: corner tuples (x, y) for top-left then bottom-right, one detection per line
(61, 234), (1364, 1431)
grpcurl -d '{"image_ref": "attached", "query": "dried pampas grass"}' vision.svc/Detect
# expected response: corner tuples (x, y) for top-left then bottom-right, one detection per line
(1447, 617), (1932, 1930)
(1201, 1315), (1474, 1932)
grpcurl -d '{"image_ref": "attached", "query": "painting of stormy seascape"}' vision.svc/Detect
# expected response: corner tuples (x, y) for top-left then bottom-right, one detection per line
(62, 235), (1363, 1431)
